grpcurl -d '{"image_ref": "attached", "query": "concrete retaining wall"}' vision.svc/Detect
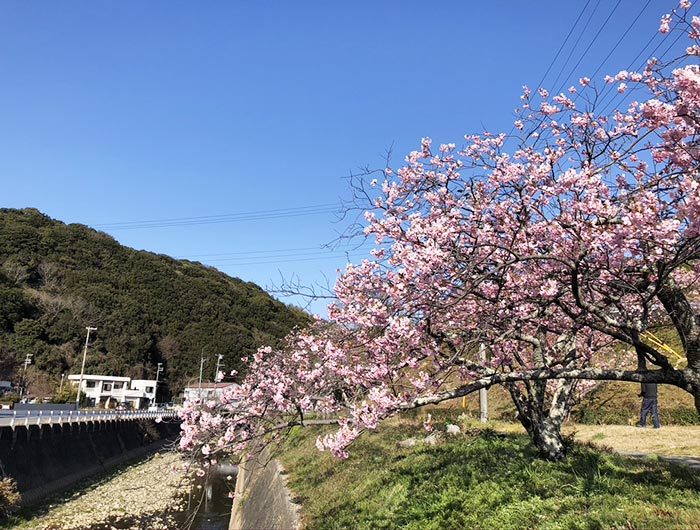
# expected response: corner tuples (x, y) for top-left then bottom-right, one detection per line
(229, 451), (300, 530)
(0, 419), (181, 505)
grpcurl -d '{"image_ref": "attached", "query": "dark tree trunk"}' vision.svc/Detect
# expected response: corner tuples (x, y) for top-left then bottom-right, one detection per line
(657, 278), (700, 374)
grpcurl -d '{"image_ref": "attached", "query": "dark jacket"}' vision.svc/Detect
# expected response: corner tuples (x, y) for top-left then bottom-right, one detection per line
(641, 382), (658, 399)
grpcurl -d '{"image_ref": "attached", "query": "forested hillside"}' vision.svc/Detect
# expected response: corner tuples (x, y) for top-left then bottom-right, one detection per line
(0, 208), (310, 399)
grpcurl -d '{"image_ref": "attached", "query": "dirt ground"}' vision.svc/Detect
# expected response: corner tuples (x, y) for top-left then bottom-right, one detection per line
(565, 424), (700, 457)
(458, 381), (700, 458)
(477, 419), (700, 458)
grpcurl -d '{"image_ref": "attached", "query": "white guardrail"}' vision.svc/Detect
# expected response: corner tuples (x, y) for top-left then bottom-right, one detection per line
(0, 409), (179, 429)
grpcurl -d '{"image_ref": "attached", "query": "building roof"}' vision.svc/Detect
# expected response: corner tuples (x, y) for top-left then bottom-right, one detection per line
(185, 382), (238, 390)
(67, 374), (131, 382)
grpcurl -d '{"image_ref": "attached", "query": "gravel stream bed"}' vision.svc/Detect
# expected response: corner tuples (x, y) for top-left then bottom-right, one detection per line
(10, 451), (195, 530)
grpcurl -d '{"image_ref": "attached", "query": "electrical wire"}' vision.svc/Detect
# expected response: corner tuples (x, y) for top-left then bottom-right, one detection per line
(180, 247), (371, 265)
(547, 0), (603, 95)
(595, 13), (691, 116)
(533, 0), (593, 92)
(586, 0), (654, 82)
(210, 252), (369, 268)
(92, 204), (340, 230)
(552, 0), (624, 97)
(182, 246), (327, 259)
(180, 243), (374, 261)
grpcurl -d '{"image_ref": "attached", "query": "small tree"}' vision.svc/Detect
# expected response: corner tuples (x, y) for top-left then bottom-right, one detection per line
(51, 386), (78, 404)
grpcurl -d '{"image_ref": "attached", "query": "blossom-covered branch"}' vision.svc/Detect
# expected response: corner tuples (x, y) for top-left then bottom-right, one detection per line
(181, 3), (700, 462)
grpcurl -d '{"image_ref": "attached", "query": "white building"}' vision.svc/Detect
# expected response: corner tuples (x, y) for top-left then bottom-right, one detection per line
(67, 374), (158, 409)
(183, 382), (240, 403)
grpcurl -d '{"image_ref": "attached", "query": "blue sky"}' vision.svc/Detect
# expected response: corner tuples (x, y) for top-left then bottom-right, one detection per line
(0, 1), (692, 316)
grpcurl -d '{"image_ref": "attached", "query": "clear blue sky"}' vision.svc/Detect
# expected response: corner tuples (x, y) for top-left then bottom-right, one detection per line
(0, 1), (691, 316)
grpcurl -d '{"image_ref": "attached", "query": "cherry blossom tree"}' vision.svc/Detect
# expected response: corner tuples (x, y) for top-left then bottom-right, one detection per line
(181, 4), (700, 463)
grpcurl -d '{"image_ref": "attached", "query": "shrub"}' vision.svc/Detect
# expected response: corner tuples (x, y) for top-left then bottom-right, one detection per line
(663, 407), (700, 426)
(1, 394), (20, 405)
(573, 406), (700, 426)
(0, 478), (20, 519)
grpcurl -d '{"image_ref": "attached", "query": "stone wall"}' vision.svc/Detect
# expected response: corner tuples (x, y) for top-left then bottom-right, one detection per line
(0, 419), (181, 505)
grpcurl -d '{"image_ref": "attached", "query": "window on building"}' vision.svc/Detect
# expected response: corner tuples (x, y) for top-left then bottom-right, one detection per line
(103, 383), (112, 392)
(146, 386), (154, 393)
(113, 382), (124, 389)
(86, 381), (96, 388)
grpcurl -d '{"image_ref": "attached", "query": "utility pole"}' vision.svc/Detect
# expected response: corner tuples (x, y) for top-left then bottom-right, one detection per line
(75, 326), (97, 410)
(20, 353), (32, 398)
(198, 354), (206, 400)
(214, 354), (224, 382)
(479, 343), (489, 423)
(152, 362), (163, 406)
(59, 373), (65, 393)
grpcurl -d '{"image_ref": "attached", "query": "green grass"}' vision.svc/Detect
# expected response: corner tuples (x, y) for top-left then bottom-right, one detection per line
(278, 415), (700, 530)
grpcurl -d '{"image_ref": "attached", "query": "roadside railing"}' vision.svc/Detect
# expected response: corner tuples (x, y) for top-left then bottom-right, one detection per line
(0, 408), (179, 429)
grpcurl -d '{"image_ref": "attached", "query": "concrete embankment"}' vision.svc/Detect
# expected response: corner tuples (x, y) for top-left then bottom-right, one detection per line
(229, 451), (300, 530)
(0, 418), (181, 505)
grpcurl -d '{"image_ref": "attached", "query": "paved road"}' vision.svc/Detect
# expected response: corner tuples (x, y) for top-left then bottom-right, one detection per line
(624, 452), (700, 471)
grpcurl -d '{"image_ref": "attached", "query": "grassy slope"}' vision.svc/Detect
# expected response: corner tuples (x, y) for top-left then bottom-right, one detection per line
(279, 414), (700, 530)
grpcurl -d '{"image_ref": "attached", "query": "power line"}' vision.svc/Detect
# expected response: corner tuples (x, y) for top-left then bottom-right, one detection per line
(92, 203), (340, 231)
(545, 0), (603, 94)
(552, 0), (624, 97)
(509, 2), (686, 147)
(180, 243), (374, 260)
(506, 0), (601, 140)
(211, 252), (369, 268)
(187, 249), (359, 264)
(567, 0), (656, 113)
(653, 21), (692, 65)
(207, 252), (363, 265)
(535, 0), (592, 88)
(586, 0), (653, 82)
(595, 13), (691, 116)
(181, 246), (327, 259)
(627, 12), (697, 71)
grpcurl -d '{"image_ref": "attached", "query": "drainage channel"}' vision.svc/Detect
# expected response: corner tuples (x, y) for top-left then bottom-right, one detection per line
(179, 464), (237, 530)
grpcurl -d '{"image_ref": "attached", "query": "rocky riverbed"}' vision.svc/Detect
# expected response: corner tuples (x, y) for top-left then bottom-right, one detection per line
(9, 451), (195, 530)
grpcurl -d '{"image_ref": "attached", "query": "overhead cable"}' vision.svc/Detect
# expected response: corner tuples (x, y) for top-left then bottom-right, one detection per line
(92, 203), (340, 230)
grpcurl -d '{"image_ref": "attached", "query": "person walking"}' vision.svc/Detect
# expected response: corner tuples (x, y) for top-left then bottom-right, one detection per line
(638, 382), (661, 429)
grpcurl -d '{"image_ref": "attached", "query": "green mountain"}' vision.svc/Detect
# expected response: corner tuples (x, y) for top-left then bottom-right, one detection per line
(0, 208), (310, 399)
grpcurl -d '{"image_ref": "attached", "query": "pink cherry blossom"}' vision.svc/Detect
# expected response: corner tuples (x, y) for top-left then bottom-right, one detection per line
(660, 14), (672, 33)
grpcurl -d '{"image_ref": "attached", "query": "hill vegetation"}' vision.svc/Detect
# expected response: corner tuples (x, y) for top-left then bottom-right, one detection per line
(0, 208), (310, 399)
